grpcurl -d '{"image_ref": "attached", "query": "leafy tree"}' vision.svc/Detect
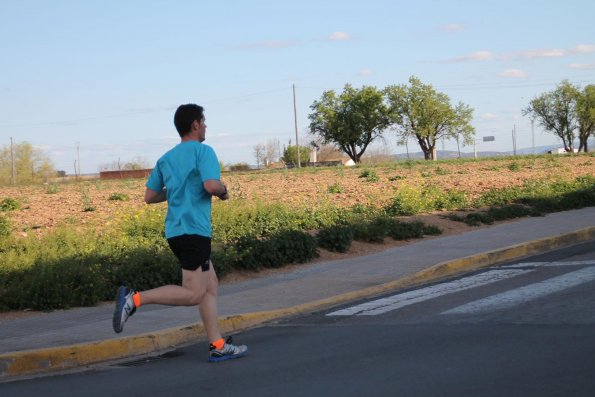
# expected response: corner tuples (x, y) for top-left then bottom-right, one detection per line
(577, 84), (595, 152)
(385, 76), (475, 160)
(0, 141), (54, 185)
(523, 80), (580, 153)
(281, 145), (310, 166)
(309, 84), (391, 163)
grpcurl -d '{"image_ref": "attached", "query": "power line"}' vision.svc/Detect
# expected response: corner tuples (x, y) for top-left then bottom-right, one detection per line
(0, 108), (172, 128)
(0, 87), (293, 128)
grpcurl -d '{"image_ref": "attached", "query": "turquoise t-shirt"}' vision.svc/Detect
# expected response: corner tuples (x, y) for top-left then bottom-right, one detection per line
(146, 141), (220, 239)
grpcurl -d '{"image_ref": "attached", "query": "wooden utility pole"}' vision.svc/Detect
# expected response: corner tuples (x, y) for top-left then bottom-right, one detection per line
(293, 84), (301, 168)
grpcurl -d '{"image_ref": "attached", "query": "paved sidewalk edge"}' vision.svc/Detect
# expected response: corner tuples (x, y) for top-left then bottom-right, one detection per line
(1, 226), (593, 380)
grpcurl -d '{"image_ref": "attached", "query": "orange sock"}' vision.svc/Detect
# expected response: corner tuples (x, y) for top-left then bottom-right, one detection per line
(133, 292), (142, 308)
(211, 338), (225, 349)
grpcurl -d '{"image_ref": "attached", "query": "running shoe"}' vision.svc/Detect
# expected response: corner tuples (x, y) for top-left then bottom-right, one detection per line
(112, 286), (136, 333)
(208, 336), (248, 362)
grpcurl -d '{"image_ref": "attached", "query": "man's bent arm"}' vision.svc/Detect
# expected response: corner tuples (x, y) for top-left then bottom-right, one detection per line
(204, 179), (228, 200)
(145, 188), (167, 204)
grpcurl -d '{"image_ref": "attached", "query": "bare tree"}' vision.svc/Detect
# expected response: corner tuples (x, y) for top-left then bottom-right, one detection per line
(253, 143), (265, 169)
(265, 138), (280, 166)
(361, 139), (393, 164)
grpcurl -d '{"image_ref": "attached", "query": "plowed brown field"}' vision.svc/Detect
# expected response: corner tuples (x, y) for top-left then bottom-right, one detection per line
(1, 155), (593, 238)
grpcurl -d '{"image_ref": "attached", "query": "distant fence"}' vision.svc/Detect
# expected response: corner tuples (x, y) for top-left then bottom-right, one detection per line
(99, 169), (153, 180)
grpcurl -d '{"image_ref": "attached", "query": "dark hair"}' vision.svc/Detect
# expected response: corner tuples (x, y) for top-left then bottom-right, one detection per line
(173, 104), (204, 137)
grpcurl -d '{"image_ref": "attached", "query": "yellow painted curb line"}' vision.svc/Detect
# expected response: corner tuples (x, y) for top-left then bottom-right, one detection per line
(1, 226), (593, 380)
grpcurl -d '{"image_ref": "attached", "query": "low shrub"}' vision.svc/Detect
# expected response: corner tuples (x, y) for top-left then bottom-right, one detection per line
(317, 225), (354, 253)
(3, 260), (107, 310)
(119, 208), (165, 239)
(359, 169), (379, 182)
(46, 184), (60, 194)
(351, 218), (390, 243)
(110, 246), (180, 293)
(486, 204), (535, 221)
(387, 220), (425, 240)
(327, 183), (344, 194)
(108, 192), (130, 201)
(220, 230), (318, 271)
(0, 216), (11, 237)
(422, 224), (443, 236)
(1, 197), (20, 212)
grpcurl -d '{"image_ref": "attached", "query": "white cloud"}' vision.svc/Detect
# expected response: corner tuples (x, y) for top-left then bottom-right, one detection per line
(515, 48), (566, 59)
(572, 44), (595, 54)
(569, 63), (595, 70)
(439, 23), (465, 33)
(499, 69), (527, 78)
(446, 44), (595, 63)
(328, 31), (351, 41)
(447, 50), (494, 62)
(359, 68), (373, 76)
(480, 113), (497, 121)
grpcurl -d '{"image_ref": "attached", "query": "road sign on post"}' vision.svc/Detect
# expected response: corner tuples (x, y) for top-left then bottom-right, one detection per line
(483, 136), (495, 142)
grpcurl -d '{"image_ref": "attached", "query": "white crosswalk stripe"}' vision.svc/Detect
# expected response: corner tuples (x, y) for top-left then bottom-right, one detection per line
(327, 261), (595, 317)
(503, 260), (595, 268)
(327, 269), (532, 316)
(443, 266), (595, 315)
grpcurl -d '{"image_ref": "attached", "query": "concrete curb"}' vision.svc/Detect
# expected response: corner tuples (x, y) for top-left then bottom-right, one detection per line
(1, 226), (593, 380)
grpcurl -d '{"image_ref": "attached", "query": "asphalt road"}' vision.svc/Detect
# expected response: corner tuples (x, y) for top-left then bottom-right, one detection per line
(2, 241), (594, 397)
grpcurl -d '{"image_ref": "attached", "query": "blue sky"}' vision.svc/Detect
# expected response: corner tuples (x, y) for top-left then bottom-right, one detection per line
(1, 0), (594, 173)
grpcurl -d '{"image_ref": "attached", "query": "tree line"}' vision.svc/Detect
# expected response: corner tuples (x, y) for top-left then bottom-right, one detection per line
(3, 78), (593, 182)
(0, 141), (54, 185)
(255, 76), (594, 167)
(0, 140), (152, 185)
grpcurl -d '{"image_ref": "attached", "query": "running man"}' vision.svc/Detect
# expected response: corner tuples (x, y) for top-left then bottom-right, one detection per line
(112, 103), (247, 362)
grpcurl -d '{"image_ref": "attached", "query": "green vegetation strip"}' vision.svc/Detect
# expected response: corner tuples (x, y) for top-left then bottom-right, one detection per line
(0, 174), (593, 312)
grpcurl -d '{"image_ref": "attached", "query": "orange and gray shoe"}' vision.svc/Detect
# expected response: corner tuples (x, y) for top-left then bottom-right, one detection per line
(208, 337), (248, 362)
(112, 286), (136, 333)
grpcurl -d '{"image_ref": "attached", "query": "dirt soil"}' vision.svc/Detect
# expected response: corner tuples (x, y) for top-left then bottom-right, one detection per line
(1, 155), (593, 237)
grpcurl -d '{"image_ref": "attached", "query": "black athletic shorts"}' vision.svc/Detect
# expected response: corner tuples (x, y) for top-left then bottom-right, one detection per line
(166, 234), (211, 272)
